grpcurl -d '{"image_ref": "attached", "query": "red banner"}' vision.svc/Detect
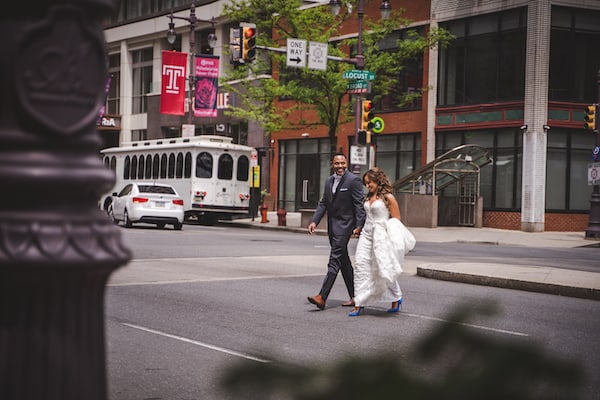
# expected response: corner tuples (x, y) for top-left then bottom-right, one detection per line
(160, 51), (187, 115)
(194, 55), (220, 118)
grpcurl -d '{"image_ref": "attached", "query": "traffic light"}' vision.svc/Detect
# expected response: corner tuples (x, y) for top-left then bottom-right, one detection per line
(361, 99), (374, 131)
(584, 104), (597, 131)
(241, 23), (257, 63)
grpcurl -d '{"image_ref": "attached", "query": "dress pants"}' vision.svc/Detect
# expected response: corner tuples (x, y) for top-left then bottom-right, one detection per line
(319, 234), (354, 301)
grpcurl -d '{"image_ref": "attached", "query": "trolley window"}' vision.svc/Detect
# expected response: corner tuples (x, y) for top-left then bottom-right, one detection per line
(176, 153), (183, 178)
(131, 155), (138, 179)
(184, 152), (192, 178)
(138, 156), (145, 179)
(152, 154), (160, 179)
(123, 156), (130, 179)
(218, 154), (233, 180)
(160, 154), (167, 178)
(196, 152), (213, 178)
(237, 155), (249, 181)
(145, 155), (152, 178)
(168, 153), (175, 178)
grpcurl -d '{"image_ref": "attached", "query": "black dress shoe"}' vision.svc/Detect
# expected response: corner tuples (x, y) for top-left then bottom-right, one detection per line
(308, 294), (325, 310)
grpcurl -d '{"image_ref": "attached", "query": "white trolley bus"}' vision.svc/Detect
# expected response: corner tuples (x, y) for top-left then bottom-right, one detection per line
(100, 135), (254, 224)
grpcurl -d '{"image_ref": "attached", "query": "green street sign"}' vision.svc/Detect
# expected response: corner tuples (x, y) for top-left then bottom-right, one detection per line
(343, 69), (376, 80)
(346, 80), (370, 94)
(346, 80), (368, 90)
(370, 117), (384, 133)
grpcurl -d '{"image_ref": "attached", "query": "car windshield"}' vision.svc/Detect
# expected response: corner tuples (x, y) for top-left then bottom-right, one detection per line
(138, 185), (176, 195)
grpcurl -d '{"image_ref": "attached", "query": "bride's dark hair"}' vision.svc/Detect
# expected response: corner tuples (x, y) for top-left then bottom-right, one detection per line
(362, 167), (393, 198)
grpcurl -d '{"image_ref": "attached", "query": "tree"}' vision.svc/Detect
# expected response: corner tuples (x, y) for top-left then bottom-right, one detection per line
(221, 0), (453, 143)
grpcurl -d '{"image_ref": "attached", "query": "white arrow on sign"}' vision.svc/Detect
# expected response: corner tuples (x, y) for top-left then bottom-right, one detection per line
(308, 41), (328, 71)
(287, 38), (306, 68)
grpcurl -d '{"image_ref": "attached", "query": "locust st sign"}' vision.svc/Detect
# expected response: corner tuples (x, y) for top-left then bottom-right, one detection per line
(343, 69), (376, 80)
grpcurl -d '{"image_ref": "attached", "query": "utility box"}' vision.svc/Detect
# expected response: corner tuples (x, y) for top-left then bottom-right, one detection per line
(397, 194), (438, 228)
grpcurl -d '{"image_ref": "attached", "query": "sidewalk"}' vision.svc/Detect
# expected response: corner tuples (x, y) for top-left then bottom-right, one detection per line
(226, 212), (600, 301)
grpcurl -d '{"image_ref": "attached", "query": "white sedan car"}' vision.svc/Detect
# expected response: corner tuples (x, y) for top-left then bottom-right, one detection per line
(108, 182), (184, 230)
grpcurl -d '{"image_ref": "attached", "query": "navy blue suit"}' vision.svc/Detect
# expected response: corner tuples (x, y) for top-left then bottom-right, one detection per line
(311, 170), (366, 301)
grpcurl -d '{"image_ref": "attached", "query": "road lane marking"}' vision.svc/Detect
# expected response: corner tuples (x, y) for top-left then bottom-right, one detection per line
(403, 312), (529, 337)
(121, 323), (271, 363)
(107, 273), (323, 287)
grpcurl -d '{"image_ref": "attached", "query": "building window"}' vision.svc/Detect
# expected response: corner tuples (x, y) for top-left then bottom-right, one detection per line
(436, 129), (523, 211)
(197, 29), (214, 55)
(131, 48), (153, 114)
(132, 129), (147, 141)
(371, 133), (422, 182)
(438, 7), (527, 106)
(546, 129), (594, 211)
(549, 6), (600, 102)
(376, 29), (424, 111)
(107, 53), (120, 114)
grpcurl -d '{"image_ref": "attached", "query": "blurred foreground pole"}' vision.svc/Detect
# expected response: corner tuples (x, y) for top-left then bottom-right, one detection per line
(0, 1), (131, 399)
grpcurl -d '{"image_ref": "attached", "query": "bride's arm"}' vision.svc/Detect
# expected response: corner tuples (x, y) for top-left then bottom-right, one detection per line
(384, 193), (401, 220)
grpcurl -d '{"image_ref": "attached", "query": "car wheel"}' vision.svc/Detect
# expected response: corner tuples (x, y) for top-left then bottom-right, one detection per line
(174, 222), (183, 231)
(124, 209), (132, 228)
(157, 223), (165, 229)
(107, 205), (118, 225)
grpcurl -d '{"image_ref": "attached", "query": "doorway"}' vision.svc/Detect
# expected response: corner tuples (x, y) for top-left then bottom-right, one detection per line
(296, 154), (320, 209)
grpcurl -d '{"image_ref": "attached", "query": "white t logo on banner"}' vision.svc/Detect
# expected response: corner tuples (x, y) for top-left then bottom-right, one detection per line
(162, 65), (185, 94)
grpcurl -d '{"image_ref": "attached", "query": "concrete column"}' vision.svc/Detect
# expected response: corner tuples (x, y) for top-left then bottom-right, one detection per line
(426, 19), (439, 164)
(521, 0), (551, 232)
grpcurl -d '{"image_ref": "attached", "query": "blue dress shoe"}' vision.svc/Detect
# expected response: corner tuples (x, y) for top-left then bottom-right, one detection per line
(387, 297), (403, 313)
(348, 306), (364, 317)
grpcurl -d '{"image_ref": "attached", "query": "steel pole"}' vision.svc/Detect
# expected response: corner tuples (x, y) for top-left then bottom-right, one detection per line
(188, 3), (197, 125)
(585, 68), (600, 239)
(353, 0), (366, 158)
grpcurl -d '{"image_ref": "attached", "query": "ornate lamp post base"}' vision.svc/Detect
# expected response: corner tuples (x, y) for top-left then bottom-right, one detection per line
(0, 2), (131, 399)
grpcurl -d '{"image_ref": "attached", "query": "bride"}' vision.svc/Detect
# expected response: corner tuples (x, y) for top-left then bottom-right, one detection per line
(349, 167), (414, 317)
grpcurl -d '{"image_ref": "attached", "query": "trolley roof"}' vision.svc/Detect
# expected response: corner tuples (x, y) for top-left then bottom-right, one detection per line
(101, 135), (253, 154)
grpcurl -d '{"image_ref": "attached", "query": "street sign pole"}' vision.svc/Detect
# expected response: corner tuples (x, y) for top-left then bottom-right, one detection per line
(586, 68), (600, 239)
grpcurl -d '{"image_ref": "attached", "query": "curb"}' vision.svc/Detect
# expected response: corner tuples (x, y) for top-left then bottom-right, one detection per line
(417, 266), (600, 301)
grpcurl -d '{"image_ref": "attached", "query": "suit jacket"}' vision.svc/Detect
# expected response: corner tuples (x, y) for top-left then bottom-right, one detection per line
(311, 170), (366, 238)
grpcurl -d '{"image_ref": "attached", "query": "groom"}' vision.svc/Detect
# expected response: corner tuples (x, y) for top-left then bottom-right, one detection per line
(307, 153), (365, 310)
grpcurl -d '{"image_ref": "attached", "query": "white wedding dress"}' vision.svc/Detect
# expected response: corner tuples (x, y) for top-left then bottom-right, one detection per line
(353, 199), (403, 307)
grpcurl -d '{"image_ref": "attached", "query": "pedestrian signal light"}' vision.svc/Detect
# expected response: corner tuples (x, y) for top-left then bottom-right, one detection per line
(241, 24), (257, 63)
(357, 130), (367, 145)
(361, 100), (374, 131)
(584, 104), (597, 131)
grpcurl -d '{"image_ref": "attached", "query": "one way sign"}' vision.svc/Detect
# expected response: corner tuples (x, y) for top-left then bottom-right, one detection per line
(287, 38), (306, 68)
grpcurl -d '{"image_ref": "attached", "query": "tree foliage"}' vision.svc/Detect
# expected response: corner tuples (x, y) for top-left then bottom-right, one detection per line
(221, 0), (453, 138)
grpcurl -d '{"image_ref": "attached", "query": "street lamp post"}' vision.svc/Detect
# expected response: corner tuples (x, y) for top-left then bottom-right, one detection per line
(167, 3), (217, 125)
(328, 0), (391, 156)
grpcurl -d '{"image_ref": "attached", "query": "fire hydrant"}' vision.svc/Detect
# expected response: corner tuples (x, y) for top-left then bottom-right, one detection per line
(277, 208), (287, 226)
(260, 203), (269, 223)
